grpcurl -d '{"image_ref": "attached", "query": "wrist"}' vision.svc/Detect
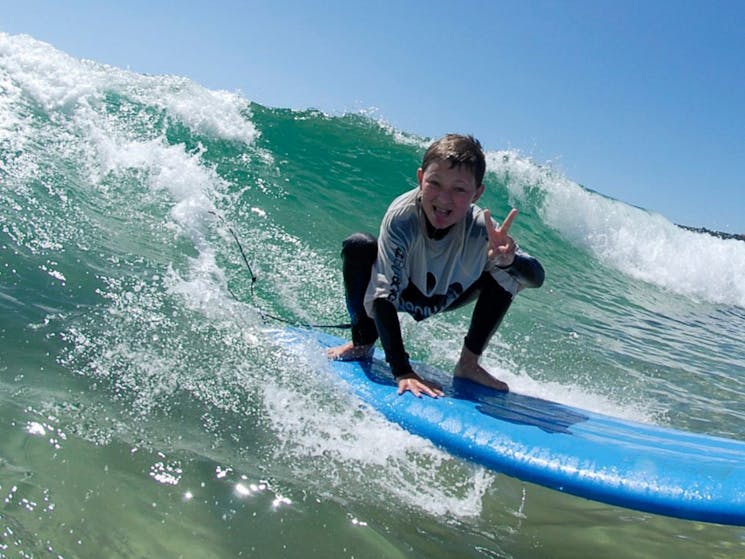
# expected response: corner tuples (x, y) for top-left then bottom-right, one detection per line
(496, 255), (515, 268)
(390, 354), (414, 379)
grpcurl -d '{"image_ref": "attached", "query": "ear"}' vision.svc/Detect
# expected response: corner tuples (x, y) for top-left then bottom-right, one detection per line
(472, 183), (485, 203)
(417, 167), (424, 186)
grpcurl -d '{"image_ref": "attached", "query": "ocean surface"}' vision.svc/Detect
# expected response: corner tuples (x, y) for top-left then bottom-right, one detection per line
(1, 33), (744, 558)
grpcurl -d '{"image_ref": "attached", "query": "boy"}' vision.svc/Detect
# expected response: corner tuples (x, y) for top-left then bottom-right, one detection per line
(327, 134), (544, 397)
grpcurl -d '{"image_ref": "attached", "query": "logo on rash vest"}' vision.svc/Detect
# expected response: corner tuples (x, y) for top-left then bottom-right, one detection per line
(386, 246), (406, 304)
(399, 281), (464, 321)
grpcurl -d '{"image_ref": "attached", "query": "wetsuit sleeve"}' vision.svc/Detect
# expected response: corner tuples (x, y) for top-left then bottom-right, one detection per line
(497, 253), (545, 289)
(372, 298), (414, 379)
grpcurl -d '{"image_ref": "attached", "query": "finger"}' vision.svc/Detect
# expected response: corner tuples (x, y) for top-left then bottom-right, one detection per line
(482, 209), (496, 237)
(399, 379), (422, 398)
(497, 208), (518, 235)
(483, 209), (501, 244)
(496, 236), (516, 253)
(411, 383), (422, 398)
(421, 386), (438, 398)
(422, 381), (444, 398)
(398, 379), (412, 395)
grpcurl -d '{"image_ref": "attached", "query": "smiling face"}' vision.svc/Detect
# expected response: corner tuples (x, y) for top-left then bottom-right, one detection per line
(418, 159), (485, 230)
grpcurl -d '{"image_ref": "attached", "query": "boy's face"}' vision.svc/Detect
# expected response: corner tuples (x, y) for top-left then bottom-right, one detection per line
(418, 159), (484, 230)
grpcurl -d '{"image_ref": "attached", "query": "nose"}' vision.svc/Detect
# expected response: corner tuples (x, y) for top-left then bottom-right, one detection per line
(436, 187), (454, 205)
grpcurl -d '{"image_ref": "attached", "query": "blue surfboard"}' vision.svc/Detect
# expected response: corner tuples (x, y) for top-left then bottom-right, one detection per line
(275, 328), (745, 526)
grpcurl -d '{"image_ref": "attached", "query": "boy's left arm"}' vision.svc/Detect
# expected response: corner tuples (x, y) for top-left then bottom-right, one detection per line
(498, 253), (545, 289)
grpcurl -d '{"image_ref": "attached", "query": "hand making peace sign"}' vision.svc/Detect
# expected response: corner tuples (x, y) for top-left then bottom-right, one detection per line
(483, 208), (518, 267)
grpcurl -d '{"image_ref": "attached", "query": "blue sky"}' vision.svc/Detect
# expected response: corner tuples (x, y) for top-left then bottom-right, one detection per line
(3, 0), (744, 233)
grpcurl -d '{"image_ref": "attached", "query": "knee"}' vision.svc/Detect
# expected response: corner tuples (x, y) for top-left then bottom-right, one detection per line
(342, 233), (377, 265)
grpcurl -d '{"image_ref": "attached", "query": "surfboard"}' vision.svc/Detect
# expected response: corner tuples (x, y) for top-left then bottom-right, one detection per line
(274, 327), (745, 526)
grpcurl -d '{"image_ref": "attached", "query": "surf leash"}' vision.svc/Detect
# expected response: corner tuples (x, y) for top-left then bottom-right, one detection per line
(209, 211), (352, 330)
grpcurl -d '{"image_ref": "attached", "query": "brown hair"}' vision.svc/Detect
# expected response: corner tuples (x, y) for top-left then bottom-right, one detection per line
(421, 134), (486, 185)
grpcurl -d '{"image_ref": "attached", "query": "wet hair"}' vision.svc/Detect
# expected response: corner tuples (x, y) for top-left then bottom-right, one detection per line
(421, 134), (486, 185)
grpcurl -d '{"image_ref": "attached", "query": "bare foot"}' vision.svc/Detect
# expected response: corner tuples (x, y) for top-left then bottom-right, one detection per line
(454, 346), (509, 392)
(326, 341), (374, 361)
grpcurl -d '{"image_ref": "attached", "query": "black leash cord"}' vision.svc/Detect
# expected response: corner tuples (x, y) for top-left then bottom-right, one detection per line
(210, 211), (351, 330)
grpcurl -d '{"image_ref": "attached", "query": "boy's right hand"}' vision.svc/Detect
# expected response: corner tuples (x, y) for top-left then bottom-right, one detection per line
(397, 373), (444, 398)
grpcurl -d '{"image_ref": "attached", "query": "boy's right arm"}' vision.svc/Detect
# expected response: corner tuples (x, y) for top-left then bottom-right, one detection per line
(499, 253), (545, 289)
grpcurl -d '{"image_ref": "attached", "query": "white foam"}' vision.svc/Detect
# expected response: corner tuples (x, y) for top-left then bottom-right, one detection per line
(163, 249), (236, 322)
(488, 149), (745, 308)
(503, 369), (654, 424)
(262, 361), (495, 519)
(0, 32), (257, 144)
